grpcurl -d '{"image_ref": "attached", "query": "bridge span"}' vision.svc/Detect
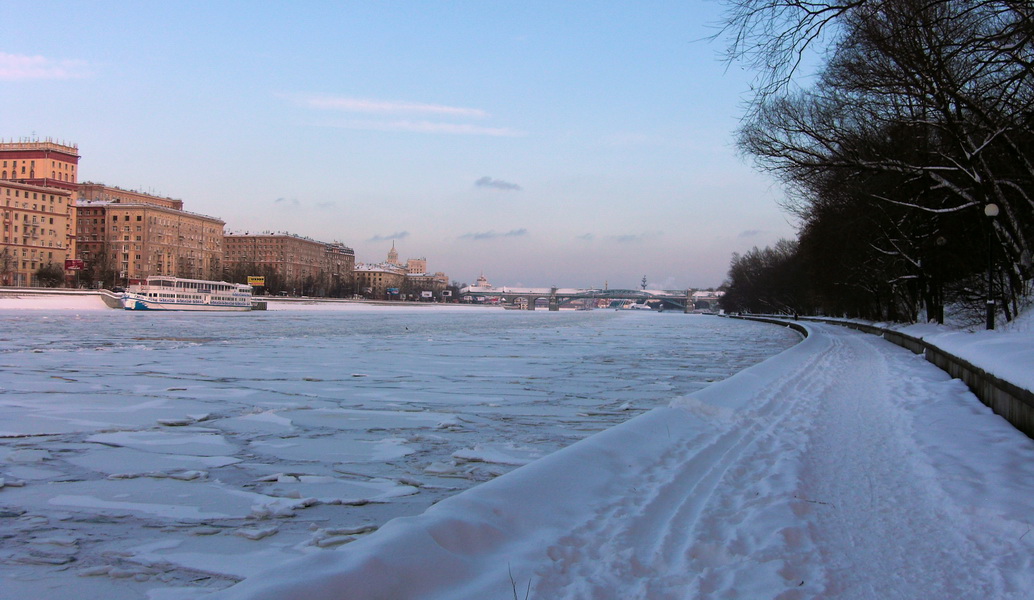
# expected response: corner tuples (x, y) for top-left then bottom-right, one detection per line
(459, 286), (720, 312)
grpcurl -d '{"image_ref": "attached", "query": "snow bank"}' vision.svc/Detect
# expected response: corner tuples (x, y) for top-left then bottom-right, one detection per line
(0, 293), (110, 311)
(898, 322), (1034, 393)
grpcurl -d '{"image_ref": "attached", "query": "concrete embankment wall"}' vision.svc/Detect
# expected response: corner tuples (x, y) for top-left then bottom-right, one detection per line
(729, 315), (1034, 439)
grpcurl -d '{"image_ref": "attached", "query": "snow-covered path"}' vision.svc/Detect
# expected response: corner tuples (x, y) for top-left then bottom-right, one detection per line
(215, 322), (1034, 600)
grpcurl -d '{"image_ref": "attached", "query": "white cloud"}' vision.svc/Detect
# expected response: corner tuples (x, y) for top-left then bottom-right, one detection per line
(325, 119), (524, 137)
(289, 94), (488, 118)
(0, 52), (91, 81)
(284, 93), (523, 137)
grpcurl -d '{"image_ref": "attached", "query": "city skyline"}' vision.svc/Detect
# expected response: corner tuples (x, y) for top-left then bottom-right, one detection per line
(1, 1), (795, 289)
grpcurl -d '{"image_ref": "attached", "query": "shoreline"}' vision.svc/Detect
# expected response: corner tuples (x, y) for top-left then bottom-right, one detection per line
(0, 287), (494, 311)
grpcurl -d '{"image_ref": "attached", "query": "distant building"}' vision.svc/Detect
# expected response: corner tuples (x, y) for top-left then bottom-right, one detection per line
(405, 271), (449, 298)
(224, 233), (355, 296)
(355, 244), (448, 300)
(78, 182), (183, 210)
(354, 263), (405, 299)
(405, 257), (427, 274)
(368, 242), (448, 300)
(386, 241), (401, 266)
(76, 184), (225, 284)
(0, 180), (74, 286)
(1, 139), (80, 286)
(2, 140), (230, 287)
(0, 138), (80, 193)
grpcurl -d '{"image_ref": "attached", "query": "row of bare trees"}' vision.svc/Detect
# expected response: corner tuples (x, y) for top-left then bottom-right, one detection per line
(719, 0), (1033, 323)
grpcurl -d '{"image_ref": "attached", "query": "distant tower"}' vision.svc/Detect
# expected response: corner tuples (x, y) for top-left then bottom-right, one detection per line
(475, 272), (490, 287)
(386, 241), (400, 266)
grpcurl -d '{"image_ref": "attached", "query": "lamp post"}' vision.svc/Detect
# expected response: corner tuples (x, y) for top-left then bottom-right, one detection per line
(985, 203), (999, 330)
(934, 235), (947, 324)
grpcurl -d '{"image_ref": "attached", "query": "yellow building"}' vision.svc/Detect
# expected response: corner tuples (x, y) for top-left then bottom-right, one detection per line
(1, 139), (80, 286)
(0, 180), (75, 286)
(0, 138), (80, 193)
(355, 263), (406, 299)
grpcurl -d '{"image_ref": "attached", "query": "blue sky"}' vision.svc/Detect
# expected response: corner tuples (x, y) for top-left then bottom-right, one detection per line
(1, 0), (794, 289)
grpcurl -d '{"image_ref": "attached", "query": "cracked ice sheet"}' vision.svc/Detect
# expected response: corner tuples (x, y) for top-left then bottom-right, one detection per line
(280, 407), (461, 430)
(249, 435), (417, 463)
(86, 430), (236, 457)
(255, 474), (418, 503)
(67, 446), (241, 475)
(0, 393), (225, 437)
(0, 478), (275, 520)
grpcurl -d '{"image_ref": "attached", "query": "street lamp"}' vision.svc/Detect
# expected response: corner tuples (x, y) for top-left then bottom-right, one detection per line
(985, 203), (999, 330)
(934, 235), (947, 324)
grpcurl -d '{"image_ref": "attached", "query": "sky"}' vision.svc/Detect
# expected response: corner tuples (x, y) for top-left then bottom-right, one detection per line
(0, 0), (796, 289)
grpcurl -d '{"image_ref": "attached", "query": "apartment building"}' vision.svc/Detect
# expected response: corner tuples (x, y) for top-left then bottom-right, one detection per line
(355, 263), (406, 299)
(0, 180), (75, 286)
(224, 233), (355, 296)
(1, 139), (79, 286)
(0, 138), (80, 193)
(76, 192), (225, 283)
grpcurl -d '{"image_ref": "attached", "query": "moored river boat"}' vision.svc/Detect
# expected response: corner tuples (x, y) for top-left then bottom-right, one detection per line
(121, 276), (253, 311)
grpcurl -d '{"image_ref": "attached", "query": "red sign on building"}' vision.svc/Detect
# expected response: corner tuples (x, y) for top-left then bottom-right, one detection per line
(64, 259), (85, 271)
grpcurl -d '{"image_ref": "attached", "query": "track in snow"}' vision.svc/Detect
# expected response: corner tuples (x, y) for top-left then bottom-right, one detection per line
(533, 324), (1033, 599)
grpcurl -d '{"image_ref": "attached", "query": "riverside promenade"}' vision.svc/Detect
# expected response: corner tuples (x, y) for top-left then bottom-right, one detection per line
(215, 318), (1034, 600)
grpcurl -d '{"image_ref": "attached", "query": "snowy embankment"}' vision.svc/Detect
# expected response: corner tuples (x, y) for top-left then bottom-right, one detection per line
(0, 291), (112, 311)
(897, 320), (1034, 395)
(214, 321), (1034, 600)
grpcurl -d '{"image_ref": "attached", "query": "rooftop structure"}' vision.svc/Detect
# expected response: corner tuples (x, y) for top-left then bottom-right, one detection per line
(0, 138), (81, 193)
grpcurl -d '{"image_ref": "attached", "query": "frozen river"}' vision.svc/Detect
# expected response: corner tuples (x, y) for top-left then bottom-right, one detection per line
(0, 303), (799, 599)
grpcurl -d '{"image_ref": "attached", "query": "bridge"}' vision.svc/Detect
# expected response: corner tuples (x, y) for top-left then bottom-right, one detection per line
(458, 286), (722, 312)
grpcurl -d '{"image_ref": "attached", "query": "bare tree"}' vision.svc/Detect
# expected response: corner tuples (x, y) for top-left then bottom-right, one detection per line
(724, 0), (1034, 320)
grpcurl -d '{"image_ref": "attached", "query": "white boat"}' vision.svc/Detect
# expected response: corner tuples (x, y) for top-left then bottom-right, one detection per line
(122, 276), (253, 311)
(614, 300), (653, 311)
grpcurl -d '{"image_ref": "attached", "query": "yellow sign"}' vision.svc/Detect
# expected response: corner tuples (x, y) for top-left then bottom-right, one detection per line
(247, 276), (265, 286)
